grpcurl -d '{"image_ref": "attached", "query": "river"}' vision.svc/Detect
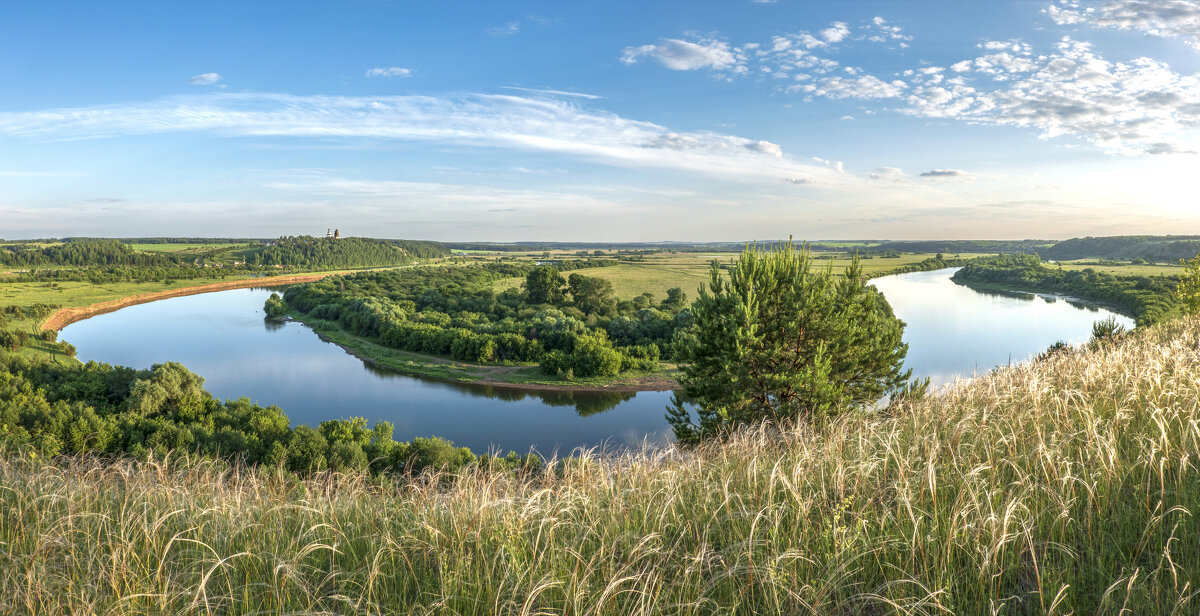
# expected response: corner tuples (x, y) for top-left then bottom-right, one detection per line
(60, 268), (1133, 453)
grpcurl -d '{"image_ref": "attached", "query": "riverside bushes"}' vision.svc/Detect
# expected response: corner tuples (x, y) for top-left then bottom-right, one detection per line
(0, 357), (528, 475)
(5, 314), (1200, 613)
(953, 253), (1180, 325)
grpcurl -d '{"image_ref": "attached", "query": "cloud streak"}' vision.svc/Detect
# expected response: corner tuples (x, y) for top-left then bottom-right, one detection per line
(0, 92), (839, 182)
(365, 67), (412, 78)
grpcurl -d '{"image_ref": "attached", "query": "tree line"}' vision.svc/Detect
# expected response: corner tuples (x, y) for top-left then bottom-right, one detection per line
(951, 254), (1180, 326)
(0, 356), (535, 474)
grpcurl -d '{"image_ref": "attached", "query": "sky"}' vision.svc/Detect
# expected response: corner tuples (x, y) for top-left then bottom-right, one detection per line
(1, 0), (1199, 242)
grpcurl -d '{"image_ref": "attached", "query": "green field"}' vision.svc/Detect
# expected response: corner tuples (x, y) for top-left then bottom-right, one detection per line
(492, 251), (977, 300)
(1054, 259), (1183, 277)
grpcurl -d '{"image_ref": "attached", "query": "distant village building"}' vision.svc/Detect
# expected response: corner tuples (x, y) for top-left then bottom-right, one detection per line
(334, 229), (340, 239)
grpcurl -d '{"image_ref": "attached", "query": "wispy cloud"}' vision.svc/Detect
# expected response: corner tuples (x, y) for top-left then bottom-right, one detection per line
(0, 92), (840, 183)
(485, 15), (553, 38)
(189, 73), (221, 85)
(365, 67), (412, 78)
(500, 86), (602, 99)
(486, 21), (521, 37)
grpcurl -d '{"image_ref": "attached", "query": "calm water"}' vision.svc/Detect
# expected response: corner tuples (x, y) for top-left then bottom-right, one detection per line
(871, 268), (1134, 387)
(61, 268), (1132, 452)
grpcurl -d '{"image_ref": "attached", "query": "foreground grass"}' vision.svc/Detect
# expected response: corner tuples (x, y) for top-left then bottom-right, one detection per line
(4, 317), (1200, 614)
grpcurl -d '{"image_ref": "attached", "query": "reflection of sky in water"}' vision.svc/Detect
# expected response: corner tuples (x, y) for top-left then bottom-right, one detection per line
(62, 288), (676, 455)
(871, 268), (1134, 388)
(60, 270), (1131, 451)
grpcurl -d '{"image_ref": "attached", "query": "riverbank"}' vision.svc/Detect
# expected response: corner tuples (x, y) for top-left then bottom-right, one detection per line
(293, 312), (681, 392)
(948, 254), (1179, 326)
(950, 277), (1139, 320)
(6, 314), (1199, 613)
(38, 271), (377, 332)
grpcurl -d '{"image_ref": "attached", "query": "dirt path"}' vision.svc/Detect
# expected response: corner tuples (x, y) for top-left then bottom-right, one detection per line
(39, 272), (339, 331)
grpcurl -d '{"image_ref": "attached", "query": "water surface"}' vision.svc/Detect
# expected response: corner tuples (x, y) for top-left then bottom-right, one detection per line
(871, 267), (1134, 387)
(61, 269), (1133, 452)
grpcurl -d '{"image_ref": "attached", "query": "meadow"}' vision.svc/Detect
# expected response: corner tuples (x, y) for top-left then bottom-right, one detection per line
(488, 251), (967, 300)
(3, 313), (1198, 614)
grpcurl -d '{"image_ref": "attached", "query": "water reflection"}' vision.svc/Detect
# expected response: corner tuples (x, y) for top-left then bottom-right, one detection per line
(873, 268), (1134, 389)
(59, 269), (1134, 452)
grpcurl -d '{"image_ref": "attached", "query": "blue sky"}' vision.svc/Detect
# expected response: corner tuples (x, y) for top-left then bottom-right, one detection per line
(2, 0), (1199, 241)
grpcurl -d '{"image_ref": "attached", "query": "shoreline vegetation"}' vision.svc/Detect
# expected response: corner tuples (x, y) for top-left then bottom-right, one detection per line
(5, 313), (1200, 613)
(950, 253), (1180, 326)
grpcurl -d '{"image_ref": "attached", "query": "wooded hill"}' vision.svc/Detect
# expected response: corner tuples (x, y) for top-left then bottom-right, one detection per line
(1039, 235), (1200, 262)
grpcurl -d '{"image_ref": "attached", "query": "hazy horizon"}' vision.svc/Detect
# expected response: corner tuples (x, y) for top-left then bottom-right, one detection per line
(2, 1), (1198, 240)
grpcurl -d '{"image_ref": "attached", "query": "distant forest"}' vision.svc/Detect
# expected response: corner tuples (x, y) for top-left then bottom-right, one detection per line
(0, 240), (180, 267)
(255, 236), (449, 269)
(1038, 236), (1200, 262)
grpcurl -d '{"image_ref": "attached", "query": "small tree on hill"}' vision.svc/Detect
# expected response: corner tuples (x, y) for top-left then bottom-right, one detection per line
(667, 241), (921, 444)
(1177, 254), (1200, 315)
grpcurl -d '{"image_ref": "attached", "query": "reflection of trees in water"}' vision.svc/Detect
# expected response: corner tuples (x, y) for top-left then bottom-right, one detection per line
(972, 287), (1035, 302)
(464, 385), (635, 417)
(351, 356), (638, 417)
(262, 319), (286, 332)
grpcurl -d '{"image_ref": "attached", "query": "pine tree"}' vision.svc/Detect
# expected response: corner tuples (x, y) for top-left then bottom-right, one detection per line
(667, 241), (922, 444)
(1177, 253), (1200, 315)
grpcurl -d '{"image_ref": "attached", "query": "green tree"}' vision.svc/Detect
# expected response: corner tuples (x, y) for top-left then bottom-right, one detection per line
(1177, 254), (1200, 314)
(524, 266), (566, 304)
(567, 273), (617, 315)
(263, 292), (288, 318)
(667, 241), (919, 444)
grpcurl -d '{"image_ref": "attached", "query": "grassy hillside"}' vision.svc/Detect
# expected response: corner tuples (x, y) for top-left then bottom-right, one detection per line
(4, 315), (1200, 613)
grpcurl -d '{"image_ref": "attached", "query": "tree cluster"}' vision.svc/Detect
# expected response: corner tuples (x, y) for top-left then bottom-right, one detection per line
(284, 260), (690, 378)
(952, 254), (1179, 326)
(0, 356), (534, 475)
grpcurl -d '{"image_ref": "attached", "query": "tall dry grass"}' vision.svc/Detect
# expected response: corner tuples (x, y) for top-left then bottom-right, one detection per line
(4, 317), (1200, 614)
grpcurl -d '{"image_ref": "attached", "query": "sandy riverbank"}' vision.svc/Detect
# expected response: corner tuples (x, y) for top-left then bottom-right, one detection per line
(39, 272), (338, 331)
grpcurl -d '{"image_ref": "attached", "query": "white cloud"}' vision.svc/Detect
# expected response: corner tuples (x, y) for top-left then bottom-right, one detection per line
(820, 22), (851, 43)
(1049, 0), (1200, 49)
(0, 92), (839, 182)
(189, 73), (221, 85)
(620, 38), (744, 72)
(798, 74), (907, 99)
(901, 36), (1200, 154)
(365, 67), (412, 78)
